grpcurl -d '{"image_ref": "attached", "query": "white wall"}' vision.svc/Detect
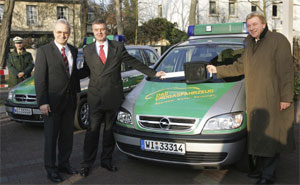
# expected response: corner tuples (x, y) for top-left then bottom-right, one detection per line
(138, 0), (300, 37)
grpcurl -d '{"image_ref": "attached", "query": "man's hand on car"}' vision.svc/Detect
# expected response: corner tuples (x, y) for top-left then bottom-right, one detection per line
(206, 65), (217, 74)
(155, 71), (166, 79)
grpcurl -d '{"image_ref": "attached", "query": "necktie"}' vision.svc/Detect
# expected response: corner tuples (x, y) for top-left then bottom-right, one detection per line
(99, 45), (106, 64)
(61, 47), (69, 72)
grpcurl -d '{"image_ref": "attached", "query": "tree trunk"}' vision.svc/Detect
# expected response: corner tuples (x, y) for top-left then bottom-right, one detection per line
(0, 0), (15, 68)
(115, 0), (124, 35)
(80, 0), (89, 47)
(188, 0), (198, 25)
(135, 0), (138, 45)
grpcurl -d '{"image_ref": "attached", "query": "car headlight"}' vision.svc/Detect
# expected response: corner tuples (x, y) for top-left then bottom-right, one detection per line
(117, 109), (132, 125)
(8, 91), (14, 100)
(203, 112), (244, 131)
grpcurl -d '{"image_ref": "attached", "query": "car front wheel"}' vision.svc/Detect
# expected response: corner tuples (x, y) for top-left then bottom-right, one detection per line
(74, 97), (89, 130)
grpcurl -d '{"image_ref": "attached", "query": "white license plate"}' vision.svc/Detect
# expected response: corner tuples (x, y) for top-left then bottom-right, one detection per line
(13, 107), (32, 115)
(141, 139), (185, 155)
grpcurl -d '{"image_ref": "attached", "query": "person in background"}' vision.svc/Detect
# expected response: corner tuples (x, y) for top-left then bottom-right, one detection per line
(6, 36), (34, 88)
(34, 19), (80, 183)
(207, 12), (295, 185)
(79, 19), (165, 177)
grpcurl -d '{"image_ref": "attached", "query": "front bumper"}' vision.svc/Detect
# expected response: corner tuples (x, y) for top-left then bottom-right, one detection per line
(113, 124), (247, 168)
(5, 101), (44, 124)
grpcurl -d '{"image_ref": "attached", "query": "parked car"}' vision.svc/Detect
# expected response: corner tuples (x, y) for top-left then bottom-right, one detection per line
(113, 22), (250, 170)
(5, 45), (159, 130)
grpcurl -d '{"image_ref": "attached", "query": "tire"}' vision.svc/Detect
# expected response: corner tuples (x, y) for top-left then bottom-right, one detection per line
(74, 97), (89, 130)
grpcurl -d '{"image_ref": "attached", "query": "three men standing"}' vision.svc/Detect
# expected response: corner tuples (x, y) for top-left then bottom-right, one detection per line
(34, 19), (80, 183)
(6, 36), (34, 88)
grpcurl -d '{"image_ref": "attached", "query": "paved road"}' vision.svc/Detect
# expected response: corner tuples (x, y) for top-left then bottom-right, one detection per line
(0, 113), (299, 185)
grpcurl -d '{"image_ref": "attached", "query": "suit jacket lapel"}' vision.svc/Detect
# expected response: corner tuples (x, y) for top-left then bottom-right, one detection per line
(100, 40), (117, 77)
(88, 43), (105, 76)
(68, 44), (77, 76)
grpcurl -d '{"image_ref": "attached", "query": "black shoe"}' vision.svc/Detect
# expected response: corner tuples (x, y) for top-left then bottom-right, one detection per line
(248, 171), (261, 179)
(47, 172), (63, 183)
(101, 162), (118, 172)
(58, 165), (78, 175)
(255, 178), (274, 184)
(80, 167), (90, 177)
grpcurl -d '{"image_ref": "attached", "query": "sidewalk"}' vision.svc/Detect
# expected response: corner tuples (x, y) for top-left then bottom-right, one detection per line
(0, 87), (9, 113)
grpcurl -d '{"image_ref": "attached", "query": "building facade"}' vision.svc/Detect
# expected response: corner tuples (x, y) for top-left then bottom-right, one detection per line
(0, 0), (83, 47)
(138, 0), (300, 37)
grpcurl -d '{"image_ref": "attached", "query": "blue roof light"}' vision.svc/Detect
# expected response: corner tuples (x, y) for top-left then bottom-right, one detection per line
(188, 25), (195, 37)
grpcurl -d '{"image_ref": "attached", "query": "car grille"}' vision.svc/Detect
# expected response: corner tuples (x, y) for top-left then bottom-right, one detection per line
(117, 142), (227, 163)
(14, 94), (36, 102)
(137, 115), (198, 131)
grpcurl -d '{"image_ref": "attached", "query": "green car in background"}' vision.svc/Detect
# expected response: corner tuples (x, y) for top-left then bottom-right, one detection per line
(113, 22), (251, 170)
(5, 37), (159, 130)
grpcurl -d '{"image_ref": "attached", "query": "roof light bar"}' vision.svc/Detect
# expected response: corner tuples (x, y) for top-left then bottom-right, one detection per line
(83, 35), (125, 46)
(188, 22), (248, 37)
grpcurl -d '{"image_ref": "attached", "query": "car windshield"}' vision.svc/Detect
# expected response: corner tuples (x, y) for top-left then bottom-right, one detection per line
(154, 43), (245, 83)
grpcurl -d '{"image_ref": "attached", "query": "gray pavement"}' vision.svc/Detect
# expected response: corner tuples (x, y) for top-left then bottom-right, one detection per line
(0, 88), (299, 184)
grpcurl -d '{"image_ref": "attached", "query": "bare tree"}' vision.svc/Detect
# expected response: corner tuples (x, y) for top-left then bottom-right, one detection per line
(115, 0), (124, 35)
(189, 0), (198, 25)
(80, 0), (89, 46)
(0, 0), (15, 68)
(135, 0), (138, 44)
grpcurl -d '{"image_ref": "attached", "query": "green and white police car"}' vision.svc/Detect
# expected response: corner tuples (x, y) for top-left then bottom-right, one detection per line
(114, 22), (250, 170)
(5, 36), (159, 130)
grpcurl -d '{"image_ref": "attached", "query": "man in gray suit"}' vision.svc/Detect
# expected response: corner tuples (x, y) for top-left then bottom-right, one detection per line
(34, 19), (80, 183)
(79, 19), (165, 177)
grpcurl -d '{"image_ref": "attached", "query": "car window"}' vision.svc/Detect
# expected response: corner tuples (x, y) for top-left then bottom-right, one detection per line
(144, 49), (158, 65)
(121, 49), (145, 72)
(127, 49), (144, 63)
(155, 43), (245, 83)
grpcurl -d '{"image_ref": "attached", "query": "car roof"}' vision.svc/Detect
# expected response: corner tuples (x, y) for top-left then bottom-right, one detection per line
(125, 45), (156, 50)
(125, 45), (159, 56)
(176, 34), (248, 47)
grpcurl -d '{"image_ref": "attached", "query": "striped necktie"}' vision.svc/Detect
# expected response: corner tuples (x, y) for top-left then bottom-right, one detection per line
(61, 47), (69, 72)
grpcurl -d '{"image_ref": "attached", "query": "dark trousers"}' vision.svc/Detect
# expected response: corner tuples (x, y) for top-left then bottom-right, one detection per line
(81, 108), (118, 168)
(43, 97), (75, 174)
(255, 154), (280, 181)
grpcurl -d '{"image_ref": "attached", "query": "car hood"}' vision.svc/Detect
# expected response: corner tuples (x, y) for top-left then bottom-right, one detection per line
(11, 76), (36, 95)
(122, 80), (244, 133)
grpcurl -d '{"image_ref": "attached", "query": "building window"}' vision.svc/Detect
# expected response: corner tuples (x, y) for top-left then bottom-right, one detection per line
(209, 0), (217, 15)
(251, 5), (257, 12)
(26, 5), (38, 25)
(88, 11), (94, 22)
(251, 1), (258, 12)
(229, 0), (236, 16)
(158, 4), (162, 17)
(57, 7), (68, 20)
(0, 4), (4, 24)
(272, 4), (278, 17)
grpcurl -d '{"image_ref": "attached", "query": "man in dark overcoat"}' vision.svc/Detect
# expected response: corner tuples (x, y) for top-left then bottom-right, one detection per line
(34, 19), (80, 183)
(207, 12), (295, 184)
(78, 19), (165, 177)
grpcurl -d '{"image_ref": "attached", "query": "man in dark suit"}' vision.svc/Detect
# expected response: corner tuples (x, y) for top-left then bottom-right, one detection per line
(34, 19), (80, 183)
(79, 19), (165, 177)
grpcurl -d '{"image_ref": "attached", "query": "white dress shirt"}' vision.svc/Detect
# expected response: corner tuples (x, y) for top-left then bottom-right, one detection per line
(96, 40), (108, 59)
(54, 40), (73, 75)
